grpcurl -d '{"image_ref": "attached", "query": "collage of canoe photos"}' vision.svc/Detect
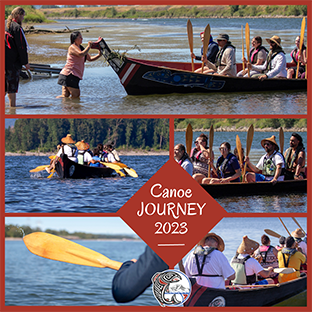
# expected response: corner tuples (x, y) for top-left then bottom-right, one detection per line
(3, 4), (310, 311)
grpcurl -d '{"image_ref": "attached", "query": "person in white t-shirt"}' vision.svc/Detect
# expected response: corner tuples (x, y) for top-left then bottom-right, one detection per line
(184, 233), (235, 289)
(174, 144), (193, 176)
(245, 135), (285, 184)
(292, 228), (307, 257)
(76, 140), (93, 165)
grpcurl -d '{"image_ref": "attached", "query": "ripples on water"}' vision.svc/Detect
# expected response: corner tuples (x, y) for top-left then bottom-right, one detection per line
(5, 155), (169, 213)
(5, 18), (306, 115)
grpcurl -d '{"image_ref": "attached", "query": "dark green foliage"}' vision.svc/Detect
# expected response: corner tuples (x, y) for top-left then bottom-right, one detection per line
(5, 119), (169, 153)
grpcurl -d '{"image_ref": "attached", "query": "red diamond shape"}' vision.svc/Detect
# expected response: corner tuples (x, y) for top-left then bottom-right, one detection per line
(118, 159), (227, 267)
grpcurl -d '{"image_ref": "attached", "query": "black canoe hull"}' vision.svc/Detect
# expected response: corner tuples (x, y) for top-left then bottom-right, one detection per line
(185, 275), (307, 307)
(55, 154), (115, 179)
(201, 179), (307, 197)
(99, 39), (307, 96)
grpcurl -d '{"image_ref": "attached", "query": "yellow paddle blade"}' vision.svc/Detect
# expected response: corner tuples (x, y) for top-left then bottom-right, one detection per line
(185, 123), (193, 156)
(243, 124), (254, 180)
(23, 232), (122, 270)
(49, 155), (57, 160)
(264, 229), (281, 238)
(279, 127), (284, 154)
(29, 165), (49, 172)
(208, 125), (214, 178)
(47, 169), (55, 178)
(297, 17), (306, 78)
(241, 25), (245, 71)
(187, 19), (194, 72)
(202, 23), (210, 73)
(123, 167), (138, 178)
(236, 135), (244, 166)
(245, 23), (250, 77)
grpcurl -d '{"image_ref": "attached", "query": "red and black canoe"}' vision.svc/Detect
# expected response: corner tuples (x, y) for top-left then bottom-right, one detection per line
(98, 38), (307, 96)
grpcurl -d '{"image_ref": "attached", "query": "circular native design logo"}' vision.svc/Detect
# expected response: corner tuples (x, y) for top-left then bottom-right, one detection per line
(69, 165), (75, 177)
(208, 296), (226, 307)
(151, 269), (191, 307)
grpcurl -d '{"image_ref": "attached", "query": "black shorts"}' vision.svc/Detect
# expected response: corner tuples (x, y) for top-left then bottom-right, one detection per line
(58, 73), (80, 89)
(5, 68), (21, 93)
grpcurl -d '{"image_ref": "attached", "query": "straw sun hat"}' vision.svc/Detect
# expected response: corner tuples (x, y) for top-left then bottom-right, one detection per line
(197, 233), (225, 252)
(75, 140), (90, 151)
(266, 35), (282, 48)
(261, 135), (279, 150)
(237, 235), (259, 254)
(291, 228), (305, 238)
(61, 134), (75, 144)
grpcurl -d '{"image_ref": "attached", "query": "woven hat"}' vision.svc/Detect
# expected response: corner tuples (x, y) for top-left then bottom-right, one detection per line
(291, 228), (305, 238)
(261, 135), (279, 150)
(216, 33), (229, 41)
(266, 35), (282, 48)
(237, 235), (259, 254)
(75, 140), (90, 151)
(197, 233), (225, 252)
(61, 134), (75, 144)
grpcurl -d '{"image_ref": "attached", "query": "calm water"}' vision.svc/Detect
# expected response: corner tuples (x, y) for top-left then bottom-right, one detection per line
(5, 18), (306, 115)
(5, 155), (168, 213)
(175, 130), (307, 213)
(5, 217), (306, 306)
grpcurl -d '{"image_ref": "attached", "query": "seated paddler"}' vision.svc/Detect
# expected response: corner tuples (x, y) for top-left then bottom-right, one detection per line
(76, 140), (93, 165)
(174, 143), (193, 176)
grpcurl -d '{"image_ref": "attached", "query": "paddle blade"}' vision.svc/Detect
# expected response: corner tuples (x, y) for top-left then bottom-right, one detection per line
(208, 125), (214, 178)
(279, 127), (284, 154)
(246, 124), (254, 156)
(123, 167), (138, 178)
(29, 165), (49, 172)
(187, 19), (193, 53)
(264, 229), (281, 238)
(241, 25), (245, 71)
(47, 169), (55, 178)
(202, 24), (210, 72)
(23, 232), (122, 270)
(185, 123), (193, 156)
(274, 268), (296, 274)
(236, 135), (244, 166)
(296, 17), (306, 79)
(245, 23), (250, 77)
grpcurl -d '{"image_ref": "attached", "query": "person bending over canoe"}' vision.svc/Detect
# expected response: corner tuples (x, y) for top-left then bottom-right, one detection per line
(57, 31), (101, 98)
(237, 36), (268, 77)
(88, 148), (104, 167)
(287, 36), (307, 79)
(191, 133), (214, 183)
(183, 233), (235, 289)
(76, 140), (93, 165)
(202, 34), (237, 77)
(245, 135), (285, 185)
(231, 236), (274, 286)
(291, 228), (307, 258)
(192, 33), (219, 73)
(277, 236), (306, 284)
(174, 144), (193, 176)
(202, 142), (241, 184)
(247, 35), (287, 81)
(284, 132), (306, 180)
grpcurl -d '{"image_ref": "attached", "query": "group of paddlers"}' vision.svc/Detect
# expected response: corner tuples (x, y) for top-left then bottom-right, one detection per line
(174, 132), (306, 185)
(181, 227), (307, 289)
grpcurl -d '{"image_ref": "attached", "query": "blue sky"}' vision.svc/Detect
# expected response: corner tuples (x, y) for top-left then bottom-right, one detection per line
(5, 217), (136, 235)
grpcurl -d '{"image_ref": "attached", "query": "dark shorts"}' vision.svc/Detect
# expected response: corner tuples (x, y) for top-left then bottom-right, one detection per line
(57, 73), (80, 89)
(5, 68), (20, 93)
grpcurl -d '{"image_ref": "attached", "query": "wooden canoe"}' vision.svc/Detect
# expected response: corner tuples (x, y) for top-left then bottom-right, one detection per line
(184, 274), (306, 307)
(98, 38), (306, 96)
(55, 154), (115, 179)
(201, 179), (307, 197)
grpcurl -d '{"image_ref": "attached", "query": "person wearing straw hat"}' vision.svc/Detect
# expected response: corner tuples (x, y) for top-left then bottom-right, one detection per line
(291, 228), (307, 257)
(184, 233), (235, 289)
(203, 34), (237, 77)
(247, 35), (287, 81)
(231, 236), (273, 285)
(76, 140), (93, 165)
(244, 135), (285, 184)
(46, 134), (78, 173)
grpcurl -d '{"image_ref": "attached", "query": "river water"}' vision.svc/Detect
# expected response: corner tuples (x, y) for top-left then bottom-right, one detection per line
(5, 155), (169, 213)
(5, 17), (307, 115)
(5, 217), (306, 306)
(175, 130), (307, 213)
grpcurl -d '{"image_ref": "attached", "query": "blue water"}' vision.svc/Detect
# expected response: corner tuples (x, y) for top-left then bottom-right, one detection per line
(5, 155), (169, 213)
(5, 17), (306, 115)
(5, 217), (306, 306)
(175, 130), (307, 213)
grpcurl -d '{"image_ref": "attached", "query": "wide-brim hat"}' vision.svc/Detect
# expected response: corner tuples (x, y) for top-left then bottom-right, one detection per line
(292, 228), (305, 238)
(61, 134), (75, 144)
(237, 235), (259, 254)
(216, 33), (229, 42)
(261, 135), (279, 150)
(197, 233), (225, 252)
(75, 140), (90, 151)
(266, 35), (282, 48)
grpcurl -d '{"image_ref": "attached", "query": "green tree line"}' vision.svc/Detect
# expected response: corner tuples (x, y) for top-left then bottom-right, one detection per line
(5, 119), (169, 153)
(5, 224), (139, 240)
(174, 118), (307, 130)
(5, 5), (50, 23)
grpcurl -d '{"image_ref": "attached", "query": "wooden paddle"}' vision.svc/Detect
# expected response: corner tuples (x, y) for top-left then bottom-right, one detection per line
(245, 23), (251, 77)
(100, 162), (126, 177)
(292, 217), (306, 235)
(236, 135), (244, 181)
(47, 169), (55, 179)
(185, 123), (193, 156)
(243, 124), (254, 181)
(264, 229), (281, 238)
(29, 165), (49, 172)
(279, 127), (284, 155)
(278, 217), (291, 236)
(201, 24), (210, 73)
(296, 17), (306, 79)
(187, 19), (194, 72)
(208, 125), (214, 178)
(23, 232), (122, 270)
(241, 25), (245, 71)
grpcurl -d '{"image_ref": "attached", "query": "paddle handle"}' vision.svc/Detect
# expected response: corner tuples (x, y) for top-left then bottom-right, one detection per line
(278, 217), (291, 236)
(292, 217), (306, 235)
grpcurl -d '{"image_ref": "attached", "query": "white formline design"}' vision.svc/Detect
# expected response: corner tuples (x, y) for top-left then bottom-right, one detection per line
(121, 63), (136, 84)
(158, 244), (186, 246)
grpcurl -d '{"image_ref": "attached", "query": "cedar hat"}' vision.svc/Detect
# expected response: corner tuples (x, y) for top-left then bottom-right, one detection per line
(197, 233), (225, 252)
(216, 33), (229, 42)
(266, 35), (282, 48)
(291, 228), (305, 238)
(237, 235), (259, 254)
(75, 140), (90, 151)
(61, 134), (75, 144)
(261, 135), (279, 150)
